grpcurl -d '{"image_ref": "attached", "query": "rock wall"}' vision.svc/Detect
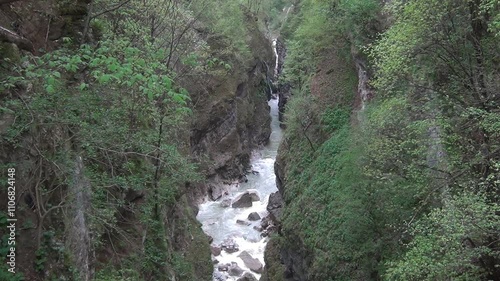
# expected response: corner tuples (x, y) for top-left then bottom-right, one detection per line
(0, 0), (91, 53)
(187, 12), (274, 201)
(262, 46), (362, 281)
(275, 38), (291, 127)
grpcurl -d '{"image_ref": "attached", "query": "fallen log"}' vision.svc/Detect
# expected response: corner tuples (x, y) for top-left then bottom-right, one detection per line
(0, 25), (33, 51)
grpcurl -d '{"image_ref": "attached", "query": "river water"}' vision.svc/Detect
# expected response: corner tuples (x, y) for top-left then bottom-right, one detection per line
(197, 96), (283, 281)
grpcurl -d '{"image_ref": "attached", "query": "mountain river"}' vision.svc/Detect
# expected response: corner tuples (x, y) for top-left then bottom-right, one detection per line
(196, 93), (283, 280)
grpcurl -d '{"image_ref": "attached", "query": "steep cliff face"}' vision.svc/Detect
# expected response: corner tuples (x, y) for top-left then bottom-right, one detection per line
(187, 12), (274, 201)
(262, 45), (360, 281)
(274, 38), (291, 127)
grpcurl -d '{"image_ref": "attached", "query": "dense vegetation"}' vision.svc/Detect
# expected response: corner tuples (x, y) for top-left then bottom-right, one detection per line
(271, 0), (500, 280)
(1, 0), (499, 280)
(0, 0), (275, 280)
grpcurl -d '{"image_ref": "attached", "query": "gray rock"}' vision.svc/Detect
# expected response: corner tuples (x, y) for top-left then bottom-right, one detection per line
(221, 238), (239, 253)
(220, 198), (232, 208)
(246, 189), (261, 201)
(229, 262), (244, 276)
(261, 225), (276, 237)
(238, 251), (263, 274)
(209, 183), (225, 200)
(253, 225), (263, 232)
(237, 272), (258, 281)
(218, 263), (229, 272)
(231, 192), (253, 208)
(237, 219), (251, 226)
(267, 191), (283, 223)
(232, 190), (262, 208)
(214, 271), (227, 281)
(247, 212), (261, 221)
(211, 246), (222, 256)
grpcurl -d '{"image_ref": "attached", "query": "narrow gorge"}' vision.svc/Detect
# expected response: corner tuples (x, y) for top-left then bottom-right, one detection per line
(1, 0), (499, 281)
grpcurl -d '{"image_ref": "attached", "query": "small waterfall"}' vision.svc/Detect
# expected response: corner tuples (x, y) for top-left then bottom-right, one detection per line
(272, 39), (279, 78)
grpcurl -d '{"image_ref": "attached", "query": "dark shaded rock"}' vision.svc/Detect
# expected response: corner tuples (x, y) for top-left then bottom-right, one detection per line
(253, 225), (263, 232)
(262, 225), (276, 237)
(221, 238), (239, 253)
(232, 192), (253, 208)
(248, 212), (261, 221)
(211, 246), (222, 256)
(237, 272), (258, 281)
(218, 264), (229, 272)
(238, 251), (263, 274)
(229, 262), (244, 276)
(261, 216), (271, 229)
(266, 191), (283, 223)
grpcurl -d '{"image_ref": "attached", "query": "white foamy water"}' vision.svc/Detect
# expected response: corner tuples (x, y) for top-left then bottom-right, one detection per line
(197, 97), (283, 281)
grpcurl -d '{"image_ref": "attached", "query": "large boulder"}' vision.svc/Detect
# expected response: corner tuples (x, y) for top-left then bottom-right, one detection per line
(237, 272), (258, 281)
(231, 192), (253, 208)
(232, 190), (261, 208)
(238, 251), (263, 274)
(248, 212), (261, 221)
(229, 262), (244, 277)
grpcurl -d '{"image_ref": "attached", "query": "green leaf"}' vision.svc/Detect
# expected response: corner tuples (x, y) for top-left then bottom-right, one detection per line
(46, 84), (56, 94)
(163, 77), (172, 89)
(172, 93), (187, 105)
(98, 74), (111, 84)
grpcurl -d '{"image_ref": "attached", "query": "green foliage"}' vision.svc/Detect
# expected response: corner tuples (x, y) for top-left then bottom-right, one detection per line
(1, 32), (198, 278)
(194, 0), (251, 60)
(385, 192), (500, 280)
(321, 107), (350, 134)
(278, 0), (500, 279)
